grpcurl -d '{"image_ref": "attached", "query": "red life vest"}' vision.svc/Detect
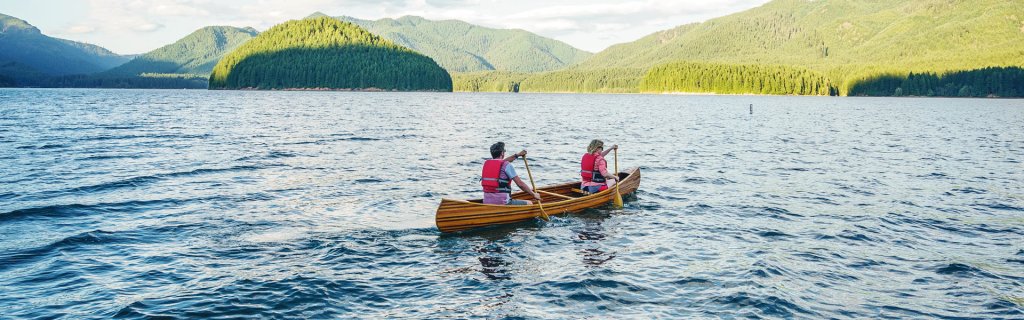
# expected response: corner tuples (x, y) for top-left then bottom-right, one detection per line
(580, 153), (605, 183)
(481, 159), (511, 193)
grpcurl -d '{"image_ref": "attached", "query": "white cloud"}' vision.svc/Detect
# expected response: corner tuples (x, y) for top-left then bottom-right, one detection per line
(74, 0), (172, 33)
(347, 0), (772, 51)
(149, 2), (211, 16)
(65, 25), (97, 34)
(132, 22), (164, 32)
(230, 0), (342, 28)
(38, 0), (772, 54)
(517, 19), (580, 33)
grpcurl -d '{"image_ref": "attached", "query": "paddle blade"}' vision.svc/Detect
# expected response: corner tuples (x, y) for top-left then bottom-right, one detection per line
(538, 210), (550, 221)
(613, 192), (624, 208)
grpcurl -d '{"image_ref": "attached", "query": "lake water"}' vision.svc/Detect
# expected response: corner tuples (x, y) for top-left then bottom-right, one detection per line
(1, 88), (1022, 319)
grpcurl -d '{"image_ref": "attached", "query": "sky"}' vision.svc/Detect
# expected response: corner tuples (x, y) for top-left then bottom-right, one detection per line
(0, 0), (772, 54)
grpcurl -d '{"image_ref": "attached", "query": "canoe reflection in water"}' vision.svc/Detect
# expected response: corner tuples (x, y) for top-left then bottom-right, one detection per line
(476, 243), (512, 281)
(574, 217), (616, 266)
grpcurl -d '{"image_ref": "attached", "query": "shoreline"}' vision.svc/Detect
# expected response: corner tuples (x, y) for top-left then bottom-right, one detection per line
(211, 87), (452, 92)
(1, 87), (1019, 99)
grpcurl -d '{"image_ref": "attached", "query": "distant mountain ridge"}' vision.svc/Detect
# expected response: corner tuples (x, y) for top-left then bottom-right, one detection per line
(570, 0), (1024, 92)
(324, 14), (592, 73)
(1, 12), (131, 84)
(455, 0), (1024, 96)
(104, 26), (258, 77)
(5, 1), (1022, 96)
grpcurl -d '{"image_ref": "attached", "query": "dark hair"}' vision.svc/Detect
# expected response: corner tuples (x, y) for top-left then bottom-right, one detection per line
(489, 142), (505, 159)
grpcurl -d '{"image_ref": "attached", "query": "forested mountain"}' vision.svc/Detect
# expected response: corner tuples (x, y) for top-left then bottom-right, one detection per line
(104, 26), (257, 77)
(209, 17), (451, 91)
(580, 0), (1023, 72)
(325, 14), (592, 73)
(462, 0), (1024, 96)
(0, 13), (131, 85)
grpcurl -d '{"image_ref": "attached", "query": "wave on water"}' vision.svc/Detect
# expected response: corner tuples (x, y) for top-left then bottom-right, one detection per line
(0, 197), (203, 222)
(704, 292), (818, 319)
(15, 143), (68, 150)
(0, 230), (122, 273)
(2, 91), (1023, 318)
(28, 165), (270, 201)
(934, 263), (1003, 279)
(71, 133), (212, 143)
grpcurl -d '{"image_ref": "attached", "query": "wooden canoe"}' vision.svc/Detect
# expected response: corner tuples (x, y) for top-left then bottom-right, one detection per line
(436, 167), (641, 233)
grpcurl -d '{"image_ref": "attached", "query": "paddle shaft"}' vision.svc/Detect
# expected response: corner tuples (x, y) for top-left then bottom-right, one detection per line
(613, 148), (623, 208)
(537, 189), (575, 200)
(522, 156), (550, 220)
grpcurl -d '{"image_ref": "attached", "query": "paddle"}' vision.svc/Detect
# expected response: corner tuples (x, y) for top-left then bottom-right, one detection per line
(613, 148), (623, 208)
(521, 155), (550, 221)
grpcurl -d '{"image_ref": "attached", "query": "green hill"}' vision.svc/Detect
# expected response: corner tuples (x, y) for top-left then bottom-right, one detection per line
(209, 17), (452, 91)
(104, 26), (258, 77)
(468, 0), (1024, 96)
(580, 0), (1022, 72)
(0, 13), (131, 85)
(328, 14), (592, 73)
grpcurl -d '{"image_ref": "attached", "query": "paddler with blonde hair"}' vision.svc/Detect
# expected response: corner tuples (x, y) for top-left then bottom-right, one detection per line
(580, 139), (618, 194)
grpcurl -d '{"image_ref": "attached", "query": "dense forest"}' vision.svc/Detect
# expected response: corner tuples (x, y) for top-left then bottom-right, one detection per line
(451, 72), (529, 92)
(847, 67), (1024, 98)
(32, 74), (207, 89)
(209, 17), (451, 91)
(329, 14), (592, 73)
(452, 68), (645, 93)
(640, 62), (834, 95)
(520, 68), (646, 93)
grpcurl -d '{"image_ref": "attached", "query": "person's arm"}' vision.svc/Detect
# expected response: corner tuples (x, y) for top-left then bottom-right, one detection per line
(600, 144), (617, 157)
(598, 157), (616, 181)
(513, 176), (541, 200)
(504, 150), (527, 162)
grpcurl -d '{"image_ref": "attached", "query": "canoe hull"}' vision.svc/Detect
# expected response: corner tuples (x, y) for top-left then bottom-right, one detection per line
(436, 167), (641, 233)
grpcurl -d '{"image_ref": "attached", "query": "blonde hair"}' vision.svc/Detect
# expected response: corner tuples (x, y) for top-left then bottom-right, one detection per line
(587, 139), (604, 154)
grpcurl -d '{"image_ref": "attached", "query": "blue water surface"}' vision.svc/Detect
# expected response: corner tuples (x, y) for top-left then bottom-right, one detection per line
(1, 89), (1022, 319)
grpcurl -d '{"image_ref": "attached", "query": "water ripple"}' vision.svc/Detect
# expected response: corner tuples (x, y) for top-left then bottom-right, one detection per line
(1, 89), (1023, 318)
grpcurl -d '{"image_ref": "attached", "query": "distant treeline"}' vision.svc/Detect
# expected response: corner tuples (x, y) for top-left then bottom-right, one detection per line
(453, 64), (1024, 98)
(1, 73), (207, 89)
(49, 75), (208, 89)
(451, 68), (645, 93)
(452, 72), (528, 92)
(847, 66), (1024, 98)
(520, 68), (646, 93)
(640, 62), (835, 95)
